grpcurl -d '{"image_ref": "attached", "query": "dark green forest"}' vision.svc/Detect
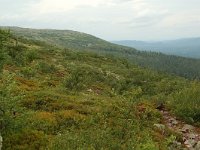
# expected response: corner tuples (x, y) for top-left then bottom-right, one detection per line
(0, 29), (200, 149)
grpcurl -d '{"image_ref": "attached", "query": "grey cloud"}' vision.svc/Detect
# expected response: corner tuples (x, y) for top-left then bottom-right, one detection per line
(0, 0), (200, 40)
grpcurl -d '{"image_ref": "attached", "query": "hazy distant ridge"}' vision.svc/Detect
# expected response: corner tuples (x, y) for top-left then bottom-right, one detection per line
(112, 38), (200, 58)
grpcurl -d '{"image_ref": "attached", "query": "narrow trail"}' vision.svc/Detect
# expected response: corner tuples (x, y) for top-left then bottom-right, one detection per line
(159, 109), (200, 150)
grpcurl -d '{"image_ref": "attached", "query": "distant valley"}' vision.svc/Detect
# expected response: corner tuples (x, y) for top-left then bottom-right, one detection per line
(112, 38), (200, 59)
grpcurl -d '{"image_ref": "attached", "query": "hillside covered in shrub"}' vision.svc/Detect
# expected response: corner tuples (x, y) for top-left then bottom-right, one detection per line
(0, 29), (200, 149)
(3, 26), (200, 80)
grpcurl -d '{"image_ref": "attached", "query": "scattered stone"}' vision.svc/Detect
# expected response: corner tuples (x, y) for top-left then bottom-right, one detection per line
(184, 139), (196, 148)
(156, 103), (165, 110)
(168, 141), (182, 150)
(195, 141), (200, 150)
(158, 109), (200, 150)
(169, 118), (178, 125)
(87, 89), (93, 92)
(188, 133), (198, 140)
(0, 135), (2, 150)
(167, 123), (173, 128)
(163, 111), (169, 115)
(154, 123), (165, 129)
(154, 123), (165, 133)
(182, 124), (195, 133)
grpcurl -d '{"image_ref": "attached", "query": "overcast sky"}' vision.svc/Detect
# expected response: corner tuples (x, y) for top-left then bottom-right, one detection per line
(0, 0), (200, 40)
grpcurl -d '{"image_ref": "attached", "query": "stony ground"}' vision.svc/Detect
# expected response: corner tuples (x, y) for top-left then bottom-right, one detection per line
(160, 110), (200, 150)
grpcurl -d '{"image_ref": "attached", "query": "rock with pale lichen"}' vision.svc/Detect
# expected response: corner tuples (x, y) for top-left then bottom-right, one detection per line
(0, 134), (2, 150)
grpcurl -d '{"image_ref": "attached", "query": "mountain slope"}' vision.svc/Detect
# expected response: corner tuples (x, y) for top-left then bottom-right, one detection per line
(2, 26), (200, 80)
(1, 28), (200, 149)
(112, 38), (200, 58)
(4, 26), (122, 51)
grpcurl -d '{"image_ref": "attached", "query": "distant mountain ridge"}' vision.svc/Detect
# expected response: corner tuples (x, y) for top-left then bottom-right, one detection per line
(112, 38), (200, 58)
(1, 26), (111, 50)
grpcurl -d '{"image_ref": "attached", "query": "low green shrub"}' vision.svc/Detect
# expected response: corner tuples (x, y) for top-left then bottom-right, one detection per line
(20, 67), (36, 78)
(25, 50), (39, 63)
(3, 129), (48, 150)
(170, 82), (200, 125)
(37, 62), (56, 73)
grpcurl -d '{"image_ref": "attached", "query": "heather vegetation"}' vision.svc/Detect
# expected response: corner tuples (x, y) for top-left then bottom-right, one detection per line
(6, 26), (200, 80)
(0, 29), (200, 149)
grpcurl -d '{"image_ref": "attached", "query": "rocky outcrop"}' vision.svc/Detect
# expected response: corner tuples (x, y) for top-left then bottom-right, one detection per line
(160, 110), (200, 149)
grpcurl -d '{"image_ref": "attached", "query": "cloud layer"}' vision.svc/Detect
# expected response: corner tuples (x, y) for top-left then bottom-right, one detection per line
(0, 0), (200, 40)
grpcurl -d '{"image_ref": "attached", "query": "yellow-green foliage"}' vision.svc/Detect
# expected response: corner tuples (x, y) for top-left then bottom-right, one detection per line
(169, 82), (200, 125)
(3, 130), (49, 150)
(0, 29), (199, 149)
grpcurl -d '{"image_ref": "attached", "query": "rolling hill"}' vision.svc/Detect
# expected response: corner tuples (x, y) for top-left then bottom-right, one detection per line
(1, 28), (200, 149)
(112, 38), (200, 59)
(2, 26), (200, 80)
